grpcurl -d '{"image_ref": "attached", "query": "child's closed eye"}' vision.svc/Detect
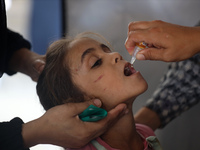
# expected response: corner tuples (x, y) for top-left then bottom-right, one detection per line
(91, 59), (102, 68)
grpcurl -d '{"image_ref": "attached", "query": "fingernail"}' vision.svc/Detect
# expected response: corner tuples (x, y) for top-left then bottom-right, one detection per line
(93, 99), (102, 107)
(125, 109), (129, 114)
(137, 53), (145, 60)
(123, 105), (129, 114)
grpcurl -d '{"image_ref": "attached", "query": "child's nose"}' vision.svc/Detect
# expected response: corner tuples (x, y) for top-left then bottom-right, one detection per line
(112, 52), (122, 64)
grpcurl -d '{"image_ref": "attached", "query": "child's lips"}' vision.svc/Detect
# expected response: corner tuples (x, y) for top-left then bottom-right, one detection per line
(124, 62), (137, 76)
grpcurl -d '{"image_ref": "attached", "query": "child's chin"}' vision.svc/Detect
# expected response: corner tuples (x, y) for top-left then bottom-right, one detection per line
(120, 97), (136, 105)
(138, 81), (148, 94)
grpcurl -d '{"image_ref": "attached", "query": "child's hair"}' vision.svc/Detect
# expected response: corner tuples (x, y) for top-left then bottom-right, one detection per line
(37, 32), (111, 110)
(36, 37), (84, 110)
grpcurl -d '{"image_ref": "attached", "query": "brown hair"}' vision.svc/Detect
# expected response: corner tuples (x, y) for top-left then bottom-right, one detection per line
(37, 32), (111, 110)
(36, 37), (85, 110)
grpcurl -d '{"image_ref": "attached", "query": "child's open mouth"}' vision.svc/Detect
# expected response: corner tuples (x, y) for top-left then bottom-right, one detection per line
(124, 63), (137, 76)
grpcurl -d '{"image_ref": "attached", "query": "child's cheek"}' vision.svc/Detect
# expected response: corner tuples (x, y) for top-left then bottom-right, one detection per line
(93, 74), (104, 83)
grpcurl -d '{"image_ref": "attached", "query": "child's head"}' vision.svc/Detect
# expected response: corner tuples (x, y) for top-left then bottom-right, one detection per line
(37, 32), (147, 111)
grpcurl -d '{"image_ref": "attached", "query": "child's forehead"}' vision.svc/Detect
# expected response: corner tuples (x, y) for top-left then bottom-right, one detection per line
(66, 37), (101, 64)
(69, 37), (100, 48)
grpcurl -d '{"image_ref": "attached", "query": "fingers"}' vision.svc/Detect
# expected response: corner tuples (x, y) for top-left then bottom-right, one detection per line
(81, 103), (128, 141)
(125, 30), (149, 54)
(128, 20), (165, 32)
(87, 103), (128, 133)
(103, 103), (128, 125)
(33, 57), (45, 74)
(128, 21), (151, 32)
(60, 103), (128, 146)
(32, 56), (45, 81)
(125, 21), (166, 56)
(137, 48), (165, 61)
(90, 99), (102, 107)
(67, 99), (102, 116)
(125, 21), (152, 53)
(65, 102), (91, 116)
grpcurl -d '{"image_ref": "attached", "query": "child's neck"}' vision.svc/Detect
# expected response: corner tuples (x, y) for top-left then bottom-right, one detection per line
(101, 104), (144, 150)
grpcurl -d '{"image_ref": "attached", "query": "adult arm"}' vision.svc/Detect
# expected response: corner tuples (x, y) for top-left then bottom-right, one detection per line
(5, 29), (45, 81)
(0, 100), (127, 149)
(125, 20), (200, 62)
(8, 47), (45, 81)
(135, 54), (200, 129)
(0, 0), (44, 80)
(134, 107), (161, 131)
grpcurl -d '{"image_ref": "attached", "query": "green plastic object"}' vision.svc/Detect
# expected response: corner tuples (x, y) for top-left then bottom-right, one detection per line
(79, 105), (107, 122)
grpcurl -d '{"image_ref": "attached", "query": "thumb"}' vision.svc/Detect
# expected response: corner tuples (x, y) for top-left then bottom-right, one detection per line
(97, 103), (128, 127)
(83, 103), (128, 138)
(106, 103), (128, 121)
(137, 48), (164, 61)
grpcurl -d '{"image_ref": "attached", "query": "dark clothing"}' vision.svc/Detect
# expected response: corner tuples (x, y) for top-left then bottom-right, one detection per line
(0, 118), (29, 150)
(0, 0), (31, 149)
(0, 1), (31, 77)
(0, 0), (7, 77)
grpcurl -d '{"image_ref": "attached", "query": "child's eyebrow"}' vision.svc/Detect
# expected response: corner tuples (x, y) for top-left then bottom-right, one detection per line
(81, 44), (111, 63)
(100, 44), (111, 52)
(81, 48), (96, 63)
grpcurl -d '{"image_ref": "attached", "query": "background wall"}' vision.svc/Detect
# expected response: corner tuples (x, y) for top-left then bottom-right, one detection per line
(0, 0), (200, 149)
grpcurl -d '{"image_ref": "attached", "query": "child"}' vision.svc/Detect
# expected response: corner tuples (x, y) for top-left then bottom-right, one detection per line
(37, 32), (162, 150)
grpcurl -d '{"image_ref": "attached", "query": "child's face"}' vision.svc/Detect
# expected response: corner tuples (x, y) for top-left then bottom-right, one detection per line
(67, 37), (147, 110)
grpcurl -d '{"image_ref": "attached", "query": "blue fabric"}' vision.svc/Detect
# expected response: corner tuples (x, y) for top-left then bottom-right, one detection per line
(30, 0), (62, 55)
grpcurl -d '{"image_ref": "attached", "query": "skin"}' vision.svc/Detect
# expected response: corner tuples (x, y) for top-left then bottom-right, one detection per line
(125, 20), (200, 132)
(134, 107), (161, 131)
(22, 100), (128, 148)
(69, 38), (147, 111)
(66, 37), (160, 149)
(8, 48), (45, 81)
(125, 20), (200, 62)
(7, 48), (128, 148)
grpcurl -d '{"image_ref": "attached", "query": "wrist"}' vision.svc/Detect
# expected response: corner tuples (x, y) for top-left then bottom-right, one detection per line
(22, 118), (45, 148)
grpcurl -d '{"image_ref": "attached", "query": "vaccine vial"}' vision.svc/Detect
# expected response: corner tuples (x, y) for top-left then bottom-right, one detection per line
(130, 42), (148, 65)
